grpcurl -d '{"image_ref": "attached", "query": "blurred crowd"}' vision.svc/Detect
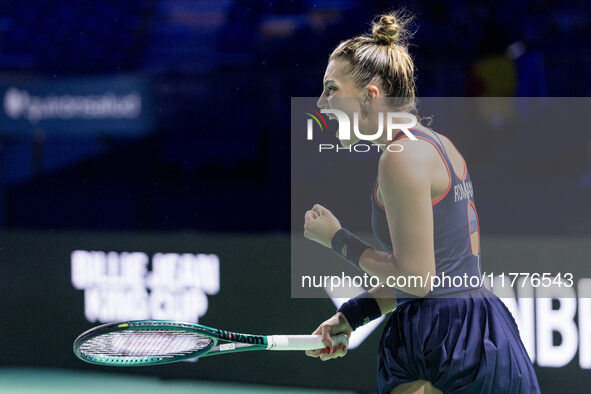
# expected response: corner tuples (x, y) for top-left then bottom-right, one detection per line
(0, 0), (589, 233)
(2, 0), (590, 94)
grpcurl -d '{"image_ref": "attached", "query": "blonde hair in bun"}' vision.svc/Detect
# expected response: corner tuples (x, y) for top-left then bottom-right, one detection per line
(371, 12), (413, 46)
(329, 10), (416, 103)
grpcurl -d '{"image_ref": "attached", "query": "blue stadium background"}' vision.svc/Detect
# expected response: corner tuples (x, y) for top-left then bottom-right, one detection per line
(0, 0), (589, 233)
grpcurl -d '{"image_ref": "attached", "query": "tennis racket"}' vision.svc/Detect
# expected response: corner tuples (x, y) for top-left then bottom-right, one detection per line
(73, 320), (348, 366)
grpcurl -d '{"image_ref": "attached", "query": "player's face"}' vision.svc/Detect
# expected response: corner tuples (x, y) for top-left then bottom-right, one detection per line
(317, 58), (363, 147)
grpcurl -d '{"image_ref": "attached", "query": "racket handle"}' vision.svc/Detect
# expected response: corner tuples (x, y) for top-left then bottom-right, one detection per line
(266, 334), (348, 351)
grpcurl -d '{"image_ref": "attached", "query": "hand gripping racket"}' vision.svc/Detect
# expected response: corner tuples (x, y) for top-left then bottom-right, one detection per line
(73, 320), (348, 366)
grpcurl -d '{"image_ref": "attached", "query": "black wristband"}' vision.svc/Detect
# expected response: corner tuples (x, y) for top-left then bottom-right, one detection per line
(337, 291), (382, 331)
(331, 228), (372, 269)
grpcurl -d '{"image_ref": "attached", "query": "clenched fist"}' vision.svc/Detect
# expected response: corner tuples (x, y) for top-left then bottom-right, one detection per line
(303, 204), (342, 249)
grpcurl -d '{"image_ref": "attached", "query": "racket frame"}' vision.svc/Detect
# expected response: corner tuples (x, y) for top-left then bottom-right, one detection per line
(73, 320), (268, 366)
(74, 320), (347, 367)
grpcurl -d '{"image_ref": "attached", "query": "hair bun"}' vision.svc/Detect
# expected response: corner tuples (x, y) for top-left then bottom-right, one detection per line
(371, 12), (412, 46)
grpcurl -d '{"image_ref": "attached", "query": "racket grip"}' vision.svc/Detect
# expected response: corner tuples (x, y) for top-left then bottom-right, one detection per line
(267, 334), (348, 351)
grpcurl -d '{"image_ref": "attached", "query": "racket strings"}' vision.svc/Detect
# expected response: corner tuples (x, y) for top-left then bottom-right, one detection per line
(79, 330), (213, 358)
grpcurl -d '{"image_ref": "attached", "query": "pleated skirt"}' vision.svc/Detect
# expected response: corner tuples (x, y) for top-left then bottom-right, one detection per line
(377, 287), (541, 393)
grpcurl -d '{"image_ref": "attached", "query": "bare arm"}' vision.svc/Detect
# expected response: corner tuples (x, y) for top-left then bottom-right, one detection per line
(304, 140), (437, 296)
(358, 140), (437, 296)
(303, 140), (439, 361)
(368, 283), (398, 314)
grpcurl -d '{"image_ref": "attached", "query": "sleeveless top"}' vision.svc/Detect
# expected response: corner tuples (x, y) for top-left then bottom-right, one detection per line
(371, 129), (482, 306)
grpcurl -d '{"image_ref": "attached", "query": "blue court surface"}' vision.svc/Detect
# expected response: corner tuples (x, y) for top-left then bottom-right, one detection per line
(0, 368), (355, 394)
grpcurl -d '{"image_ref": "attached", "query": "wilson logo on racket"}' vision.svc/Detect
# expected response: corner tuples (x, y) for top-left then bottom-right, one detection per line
(218, 329), (264, 345)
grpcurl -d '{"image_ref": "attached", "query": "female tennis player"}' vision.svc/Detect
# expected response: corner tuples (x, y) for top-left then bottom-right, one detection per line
(303, 11), (540, 394)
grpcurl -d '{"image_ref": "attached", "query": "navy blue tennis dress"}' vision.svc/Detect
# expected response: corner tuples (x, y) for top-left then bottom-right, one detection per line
(372, 129), (540, 393)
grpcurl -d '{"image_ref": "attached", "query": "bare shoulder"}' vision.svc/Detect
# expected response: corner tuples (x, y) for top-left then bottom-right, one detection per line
(378, 137), (439, 184)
